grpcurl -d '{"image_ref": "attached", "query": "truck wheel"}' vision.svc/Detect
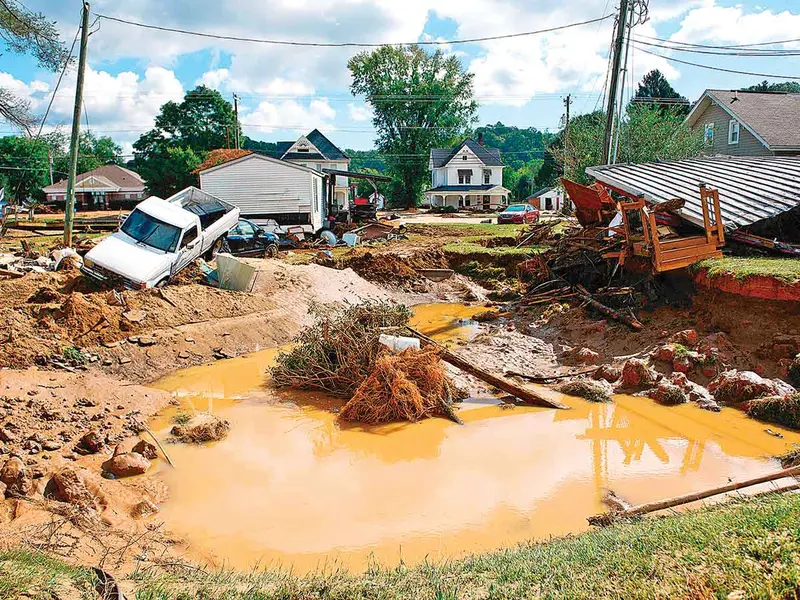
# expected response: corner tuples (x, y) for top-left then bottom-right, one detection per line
(263, 244), (279, 258)
(207, 237), (230, 260)
(155, 278), (169, 288)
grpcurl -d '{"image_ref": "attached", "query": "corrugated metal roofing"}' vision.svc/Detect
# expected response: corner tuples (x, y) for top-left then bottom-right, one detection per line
(586, 156), (800, 231)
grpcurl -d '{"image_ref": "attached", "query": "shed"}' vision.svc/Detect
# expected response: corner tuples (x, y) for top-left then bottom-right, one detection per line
(198, 153), (328, 232)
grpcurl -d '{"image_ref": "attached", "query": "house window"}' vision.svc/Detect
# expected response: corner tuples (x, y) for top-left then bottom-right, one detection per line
(728, 119), (740, 145)
(462, 154), (468, 161)
(483, 169), (491, 185)
(704, 123), (714, 147)
(298, 147), (309, 153)
(458, 169), (472, 185)
(316, 163), (323, 171)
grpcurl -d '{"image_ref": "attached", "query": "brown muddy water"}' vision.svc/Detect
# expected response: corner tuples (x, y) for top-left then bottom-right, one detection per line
(149, 303), (800, 573)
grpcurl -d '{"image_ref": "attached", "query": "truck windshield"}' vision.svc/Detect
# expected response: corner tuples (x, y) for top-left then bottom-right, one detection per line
(121, 209), (181, 252)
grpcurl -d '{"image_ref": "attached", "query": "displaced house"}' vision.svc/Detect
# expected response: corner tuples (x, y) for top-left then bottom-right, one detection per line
(43, 165), (146, 209)
(276, 129), (350, 210)
(198, 153), (328, 232)
(424, 138), (511, 210)
(527, 187), (570, 212)
(586, 155), (800, 255)
(686, 89), (800, 157)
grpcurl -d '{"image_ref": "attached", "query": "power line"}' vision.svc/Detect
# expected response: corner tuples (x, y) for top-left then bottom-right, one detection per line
(95, 13), (614, 47)
(634, 33), (800, 50)
(633, 38), (800, 57)
(634, 45), (800, 80)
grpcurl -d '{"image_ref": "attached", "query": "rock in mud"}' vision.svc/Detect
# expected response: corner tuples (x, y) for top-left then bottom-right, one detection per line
(51, 467), (96, 509)
(76, 429), (105, 454)
(653, 344), (677, 363)
(0, 457), (32, 497)
(131, 498), (159, 518)
(648, 382), (688, 406)
(568, 347), (600, 365)
(619, 359), (659, 388)
(670, 329), (699, 347)
(593, 364), (622, 383)
(557, 378), (613, 403)
(668, 373), (719, 412)
(170, 413), (231, 444)
(672, 355), (694, 374)
(131, 439), (158, 460)
(102, 445), (151, 478)
(708, 370), (795, 404)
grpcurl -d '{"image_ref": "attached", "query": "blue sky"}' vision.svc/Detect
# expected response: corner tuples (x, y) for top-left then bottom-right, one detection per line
(1, 0), (799, 155)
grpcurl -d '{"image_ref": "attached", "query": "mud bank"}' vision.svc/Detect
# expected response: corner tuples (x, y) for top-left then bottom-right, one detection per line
(146, 304), (800, 573)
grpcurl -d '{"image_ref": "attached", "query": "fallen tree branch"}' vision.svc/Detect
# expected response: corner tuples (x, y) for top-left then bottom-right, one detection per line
(589, 464), (800, 526)
(575, 284), (643, 331)
(405, 326), (569, 410)
(505, 366), (599, 383)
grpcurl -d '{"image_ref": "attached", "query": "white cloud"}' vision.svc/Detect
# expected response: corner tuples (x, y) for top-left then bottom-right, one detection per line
(348, 103), (372, 122)
(670, 4), (800, 46)
(242, 98), (336, 135)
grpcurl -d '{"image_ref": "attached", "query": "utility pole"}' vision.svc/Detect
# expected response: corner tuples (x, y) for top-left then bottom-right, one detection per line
(602, 0), (630, 165)
(233, 93), (240, 149)
(563, 94), (572, 131)
(64, 1), (90, 247)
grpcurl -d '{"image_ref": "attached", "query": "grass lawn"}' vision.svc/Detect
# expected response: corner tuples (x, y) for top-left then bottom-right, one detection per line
(443, 240), (545, 258)
(3, 493), (800, 599)
(696, 257), (800, 282)
(404, 222), (527, 238)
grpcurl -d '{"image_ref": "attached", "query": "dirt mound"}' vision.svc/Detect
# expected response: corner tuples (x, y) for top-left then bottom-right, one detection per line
(340, 346), (465, 424)
(344, 252), (426, 290)
(170, 413), (230, 443)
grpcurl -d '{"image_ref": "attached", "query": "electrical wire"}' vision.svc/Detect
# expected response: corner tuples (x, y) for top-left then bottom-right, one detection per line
(634, 33), (800, 50)
(94, 13), (615, 47)
(633, 38), (800, 57)
(634, 45), (800, 80)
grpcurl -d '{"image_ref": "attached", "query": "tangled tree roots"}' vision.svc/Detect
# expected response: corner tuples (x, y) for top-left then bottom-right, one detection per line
(340, 346), (466, 424)
(270, 301), (413, 397)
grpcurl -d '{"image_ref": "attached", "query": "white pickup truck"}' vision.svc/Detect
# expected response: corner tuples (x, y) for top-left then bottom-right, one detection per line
(81, 187), (240, 289)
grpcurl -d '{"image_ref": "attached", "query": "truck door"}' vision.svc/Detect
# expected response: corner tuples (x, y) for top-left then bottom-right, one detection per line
(172, 224), (201, 276)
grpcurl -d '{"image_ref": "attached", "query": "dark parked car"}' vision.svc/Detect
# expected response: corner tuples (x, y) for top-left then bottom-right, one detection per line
(225, 219), (280, 257)
(497, 204), (539, 225)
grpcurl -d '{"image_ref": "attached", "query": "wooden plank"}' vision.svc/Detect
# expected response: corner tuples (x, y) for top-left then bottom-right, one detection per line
(659, 243), (720, 262)
(659, 236), (708, 251)
(589, 464), (800, 525)
(656, 250), (722, 272)
(405, 326), (569, 410)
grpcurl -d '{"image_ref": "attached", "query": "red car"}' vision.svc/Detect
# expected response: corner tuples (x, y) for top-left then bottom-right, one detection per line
(497, 204), (540, 224)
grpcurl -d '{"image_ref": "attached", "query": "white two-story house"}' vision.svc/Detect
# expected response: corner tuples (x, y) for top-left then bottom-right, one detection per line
(425, 138), (510, 210)
(277, 129), (351, 210)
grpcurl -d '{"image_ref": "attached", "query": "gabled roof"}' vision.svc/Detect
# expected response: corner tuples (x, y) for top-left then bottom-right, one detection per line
(686, 89), (800, 151)
(430, 138), (503, 168)
(277, 129), (349, 161)
(586, 156), (800, 231)
(43, 164), (145, 193)
(197, 152), (327, 177)
(527, 187), (556, 199)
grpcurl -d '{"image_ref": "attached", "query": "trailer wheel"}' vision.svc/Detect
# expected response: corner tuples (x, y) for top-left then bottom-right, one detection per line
(207, 237), (230, 260)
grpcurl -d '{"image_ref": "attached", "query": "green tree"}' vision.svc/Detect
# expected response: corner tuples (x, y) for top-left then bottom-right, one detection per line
(742, 80), (800, 93)
(49, 131), (122, 177)
(633, 69), (689, 113)
(133, 86), (238, 196)
(347, 149), (387, 173)
(0, 135), (50, 201)
(242, 137), (279, 157)
(349, 45), (478, 208)
(472, 123), (551, 170)
(553, 105), (702, 186)
(0, 1), (70, 133)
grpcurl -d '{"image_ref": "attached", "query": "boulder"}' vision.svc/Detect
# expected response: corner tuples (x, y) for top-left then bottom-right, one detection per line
(77, 430), (105, 454)
(0, 457), (32, 497)
(593, 364), (622, 383)
(669, 373), (719, 412)
(670, 329), (699, 347)
(619, 359), (659, 388)
(571, 347), (600, 365)
(52, 467), (96, 509)
(708, 370), (796, 404)
(131, 440), (158, 460)
(557, 378), (613, 403)
(648, 382), (688, 406)
(653, 344), (676, 363)
(102, 446), (151, 478)
(171, 413), (230, 444)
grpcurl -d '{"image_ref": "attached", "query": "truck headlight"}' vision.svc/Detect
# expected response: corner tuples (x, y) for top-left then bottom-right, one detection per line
(83, 257), (95, 269)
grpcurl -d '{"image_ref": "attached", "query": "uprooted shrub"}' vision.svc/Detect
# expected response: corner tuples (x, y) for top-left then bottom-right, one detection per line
(557, 379), (612, 403)
(270, 301), (413, 397)
(170, 413), (231, 443)
(746, 393), (800, 431)
(340, 346), (466, 424)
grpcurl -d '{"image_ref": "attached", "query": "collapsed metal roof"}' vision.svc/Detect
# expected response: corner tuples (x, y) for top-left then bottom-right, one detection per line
(586, 156), (800, 231)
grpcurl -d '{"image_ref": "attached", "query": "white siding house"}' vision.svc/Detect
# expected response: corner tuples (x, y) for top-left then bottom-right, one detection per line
(198, 153), (328, 232)
(425, 139), (510, 210)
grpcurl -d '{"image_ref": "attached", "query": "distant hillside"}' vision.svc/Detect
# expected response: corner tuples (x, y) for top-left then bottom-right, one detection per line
(473, 122), (554, 170)
(346, 149), (387, 173)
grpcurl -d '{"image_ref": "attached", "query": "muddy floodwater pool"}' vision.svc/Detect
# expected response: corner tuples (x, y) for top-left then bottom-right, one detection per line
(149, 303), (800, 573)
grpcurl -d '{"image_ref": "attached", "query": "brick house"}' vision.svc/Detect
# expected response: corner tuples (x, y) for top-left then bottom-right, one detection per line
(43, 164), (146, 209)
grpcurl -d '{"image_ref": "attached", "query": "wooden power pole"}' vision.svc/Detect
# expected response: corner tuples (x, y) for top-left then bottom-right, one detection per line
(233, 93), (240, 150)
(602, 0), (631, 165)
(64, 1), (90, 247)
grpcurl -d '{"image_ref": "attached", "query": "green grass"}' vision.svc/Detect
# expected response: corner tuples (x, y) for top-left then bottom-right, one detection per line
(5, 493), (800, 599)
(442, 241), (545, 257)
(695, 257), (800, 282)
(405, 223), (527, 238)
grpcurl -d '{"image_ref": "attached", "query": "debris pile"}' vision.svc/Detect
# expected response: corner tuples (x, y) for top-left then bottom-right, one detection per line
(170, 413), (231, 443)
(340, 346), (465, 424)
(271, 301), (465, 423)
